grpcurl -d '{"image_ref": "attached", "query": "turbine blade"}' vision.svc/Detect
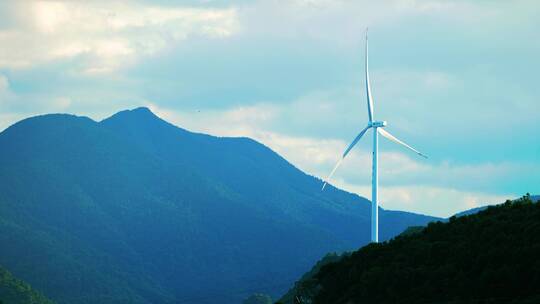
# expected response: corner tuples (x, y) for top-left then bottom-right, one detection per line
(321, 158), (343, 191)
(322, 126), (370, 190)
(378, 128), (428, 158)
(365, 28), (374, 122)
(343, 125), (370, 158)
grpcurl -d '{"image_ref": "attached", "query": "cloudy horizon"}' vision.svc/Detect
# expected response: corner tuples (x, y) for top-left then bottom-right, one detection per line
(1, 0), (538, 217)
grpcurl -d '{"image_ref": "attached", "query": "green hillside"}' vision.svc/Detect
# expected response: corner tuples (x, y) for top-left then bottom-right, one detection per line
(278, 252), (348, 304)
(0, 108), (438, 303)
(281, 194), (540, 304)
(0, 265), (54, 304)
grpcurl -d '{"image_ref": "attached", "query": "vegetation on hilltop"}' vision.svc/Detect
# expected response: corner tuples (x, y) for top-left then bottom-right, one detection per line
(283, 195), (540, 304)
(278, 252), (348, 304)
(0, 265), (55, 304)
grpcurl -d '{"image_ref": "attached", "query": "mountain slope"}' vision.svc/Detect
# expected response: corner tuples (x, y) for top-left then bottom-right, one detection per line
(452, 193), (539, 218)
(0, 108), (439, 303)
(282, 195), (540, 304)
(0, 265), (55, 304)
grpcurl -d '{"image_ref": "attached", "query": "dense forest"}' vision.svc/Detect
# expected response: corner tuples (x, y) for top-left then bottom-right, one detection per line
(281, 194), (540, 304)
(278, 252), (348, 304)
(0, 265), (54, 304)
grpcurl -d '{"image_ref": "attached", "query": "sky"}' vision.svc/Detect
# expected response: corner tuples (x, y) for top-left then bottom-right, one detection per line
(0, 0), (538, 217)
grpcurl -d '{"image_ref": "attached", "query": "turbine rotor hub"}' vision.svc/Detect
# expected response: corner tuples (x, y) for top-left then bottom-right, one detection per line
(370, 121), (387, 128)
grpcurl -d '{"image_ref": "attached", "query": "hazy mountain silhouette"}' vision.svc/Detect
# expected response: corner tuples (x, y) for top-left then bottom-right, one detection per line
(0, 107), (439, 303)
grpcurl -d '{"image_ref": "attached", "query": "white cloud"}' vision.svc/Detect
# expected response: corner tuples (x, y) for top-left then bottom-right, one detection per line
(148, 102), (279, 137)
(331, 182), (511, 218)
(146, 102), (522, 217)
(0, 112), (26, 132)
(0, 74), (26, 131)
(236, 0), (501, 46)
(0, 73), (75, 130)
(0, 74), (9, 93)
(0, 1), (240, 73)
(51, 96), (72, 110)
(0, 74), (15, 104)
(0, 0), (536, 216)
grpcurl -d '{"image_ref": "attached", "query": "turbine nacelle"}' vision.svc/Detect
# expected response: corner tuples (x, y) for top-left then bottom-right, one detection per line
(369, 121), (387, 128)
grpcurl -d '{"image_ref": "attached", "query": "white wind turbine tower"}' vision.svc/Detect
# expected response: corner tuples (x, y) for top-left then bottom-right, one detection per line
(322, 29), (427, 243)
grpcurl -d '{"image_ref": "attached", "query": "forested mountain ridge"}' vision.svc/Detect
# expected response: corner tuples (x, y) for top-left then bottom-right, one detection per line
(452, 194), (539, 218)
(0, 107), (439, 303)
(0, 265), (55, 304)
(280, 194), (540, 304)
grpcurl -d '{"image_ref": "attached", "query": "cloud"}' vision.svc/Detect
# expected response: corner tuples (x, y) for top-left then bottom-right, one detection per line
(236, 0), (502, 46)
(0, 73), (76, 131)
(331, 182), (511, 217)
(0, 0), (538, 216)
(0, 74), (16, 104)
(0, 74), (9, 94)
(146, 102), (526, 217)
(0, 1), (239, 73)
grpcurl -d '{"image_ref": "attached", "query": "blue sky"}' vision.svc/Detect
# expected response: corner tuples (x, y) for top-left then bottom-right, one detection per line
(0, 0), (538, 216)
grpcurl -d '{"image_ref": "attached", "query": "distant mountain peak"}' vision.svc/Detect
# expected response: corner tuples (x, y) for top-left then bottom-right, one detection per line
(102, 106), (159, 122)
(130, 106), (154, 115)
(15, 113), (93, 126)
(100, 106), (195, 143)
(1, 112), (96, 137)
(100, 106), (179, 130)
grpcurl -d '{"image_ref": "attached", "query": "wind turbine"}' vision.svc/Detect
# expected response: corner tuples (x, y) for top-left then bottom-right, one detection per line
(321, 29), (427, 243)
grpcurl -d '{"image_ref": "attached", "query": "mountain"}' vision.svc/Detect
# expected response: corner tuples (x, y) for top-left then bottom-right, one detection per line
(0, 265), (55, 304)
(278, 252), (348, 304)
(0, 107), (439, 303)
(452, 205), (490, 218)
(279, 195), (540, 304)
(241, 293), (273, 304)
(452, 193), (539, 218)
